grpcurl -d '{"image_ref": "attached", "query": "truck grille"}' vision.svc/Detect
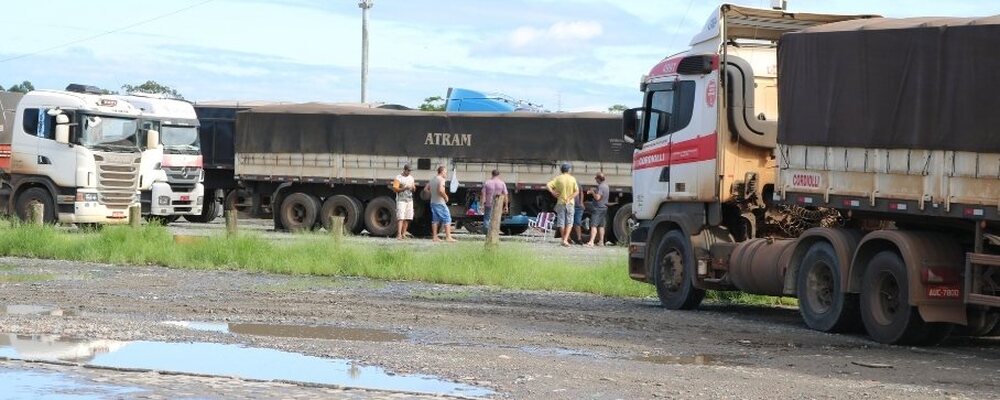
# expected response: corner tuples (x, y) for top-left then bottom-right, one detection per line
(94, 153), (141, 209)
(164, 166), (201, 192)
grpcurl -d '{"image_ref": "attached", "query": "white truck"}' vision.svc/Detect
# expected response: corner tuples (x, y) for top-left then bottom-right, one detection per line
(0, 85), (145, 224)
(624, 4), (1000, 344)
(117, 94), (204, 224)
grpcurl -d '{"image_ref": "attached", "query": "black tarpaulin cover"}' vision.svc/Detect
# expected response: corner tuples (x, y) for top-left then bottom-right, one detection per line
(777, 15), (1000, 153)
(235, 104), (629, 163)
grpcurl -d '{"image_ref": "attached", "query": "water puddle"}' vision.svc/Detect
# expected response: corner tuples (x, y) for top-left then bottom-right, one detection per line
(0, 367), (143, 399)
(163, 321), (406, 342)
(632, 354), (733, 366)
(0, 333), (491, 397)
(1, 305), (81, 317)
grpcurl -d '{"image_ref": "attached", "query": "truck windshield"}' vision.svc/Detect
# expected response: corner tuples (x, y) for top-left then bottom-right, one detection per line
(160, 125), (200, 153)
(80, 114), (139, 151)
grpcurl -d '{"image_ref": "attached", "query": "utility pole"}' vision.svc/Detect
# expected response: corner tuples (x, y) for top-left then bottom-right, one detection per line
(359, 0), (374, 103)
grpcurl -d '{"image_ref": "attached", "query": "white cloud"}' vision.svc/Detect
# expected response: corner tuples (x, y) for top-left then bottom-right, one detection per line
(507, 20), (604, 49)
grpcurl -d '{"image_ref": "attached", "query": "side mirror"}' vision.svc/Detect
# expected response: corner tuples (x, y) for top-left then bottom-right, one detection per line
(54, 114), (70, 144)
(622, 108), (640, 144)
(146, 129), (160, 150)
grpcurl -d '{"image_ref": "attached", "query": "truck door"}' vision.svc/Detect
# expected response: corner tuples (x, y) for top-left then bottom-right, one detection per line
(34, 109), (76, 189)
(632, 82), (676, 220)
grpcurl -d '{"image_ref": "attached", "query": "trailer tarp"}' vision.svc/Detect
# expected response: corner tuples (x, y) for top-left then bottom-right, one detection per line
(235, 104), (630, 163)
(777, 15), (1000, 153)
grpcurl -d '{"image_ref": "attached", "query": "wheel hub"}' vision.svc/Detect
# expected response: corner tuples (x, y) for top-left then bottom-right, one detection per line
(659, 250), (684, 292)
(807, 263), (835, 314)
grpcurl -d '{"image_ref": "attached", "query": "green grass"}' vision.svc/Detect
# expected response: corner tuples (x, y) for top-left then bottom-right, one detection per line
(0, 222), (794, 305)
(0, 273), (55, 283)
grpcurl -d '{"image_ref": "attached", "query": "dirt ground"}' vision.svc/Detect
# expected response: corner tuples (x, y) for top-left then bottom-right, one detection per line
(1, 220), (998, 399)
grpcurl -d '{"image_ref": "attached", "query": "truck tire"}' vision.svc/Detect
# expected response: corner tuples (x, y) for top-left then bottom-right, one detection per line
(961, 309), (1000, 337)
(651, 230), (705, 310)
(184, 197), (219, 223)
(321, 195), (363, 233)
(612, 203), (634, 245)
(278, 192), (320, 232)
(796, 242), (859, 332)
(860, 251), (953, 345)
(15, 187), (56, 224)
(363, 196), (397, 237)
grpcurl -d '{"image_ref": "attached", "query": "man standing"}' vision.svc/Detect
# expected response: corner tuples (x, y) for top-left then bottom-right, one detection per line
(586, 172), (610, 247)
(425, 165), (456, 242)
(546, 163), (578, 247)
(573, 184), (585, 244)
(392, 164), (416, 240)
(481, 169), (508, 233)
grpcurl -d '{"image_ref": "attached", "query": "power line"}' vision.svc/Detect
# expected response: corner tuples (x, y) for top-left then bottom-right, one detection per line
(0, 0), (216, 63)
(669, 0), (697, 50)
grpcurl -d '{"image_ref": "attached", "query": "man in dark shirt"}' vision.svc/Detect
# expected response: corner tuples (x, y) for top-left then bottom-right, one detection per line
(585, 172), (610, 247)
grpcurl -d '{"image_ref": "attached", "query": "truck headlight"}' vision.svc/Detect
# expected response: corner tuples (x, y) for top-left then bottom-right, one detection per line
(75, 192), (98, 202)
(197, 196), (204, 205)
(158, 196), (170, 205)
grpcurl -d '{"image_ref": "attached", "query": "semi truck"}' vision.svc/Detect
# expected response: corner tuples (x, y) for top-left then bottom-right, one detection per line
(193, 103), (635, 240)
(0, 85), (145, 224)
(116, 94), (205, 224)
(624, 4), (1000, 345)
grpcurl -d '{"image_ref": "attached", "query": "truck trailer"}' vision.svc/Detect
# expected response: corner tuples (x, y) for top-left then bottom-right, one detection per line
(195, 103), (635, 239)
(0, 86), (145, 224)
(624, 4), (1000, 345)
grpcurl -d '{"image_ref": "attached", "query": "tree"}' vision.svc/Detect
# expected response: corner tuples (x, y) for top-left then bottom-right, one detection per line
(121, 80), (182, 99)
(0, 85), (4, 91)
(418, 96), (446, 111)
(7, 81), (35, 93)
(607, 104), (627, 113)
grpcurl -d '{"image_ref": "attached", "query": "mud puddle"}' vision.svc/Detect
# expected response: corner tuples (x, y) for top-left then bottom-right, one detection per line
(2, 305), (82, 317)
(0, 333), (491, 397)
(0, 367), (143, 399)
(163, 321), (406, 342)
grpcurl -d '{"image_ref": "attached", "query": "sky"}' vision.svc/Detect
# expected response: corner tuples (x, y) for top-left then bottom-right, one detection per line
(2, 0), (998, 111)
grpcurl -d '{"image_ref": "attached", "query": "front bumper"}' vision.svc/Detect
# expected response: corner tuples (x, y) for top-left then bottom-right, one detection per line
(148, 182), (204, 216)
(63, 202), (133, 225)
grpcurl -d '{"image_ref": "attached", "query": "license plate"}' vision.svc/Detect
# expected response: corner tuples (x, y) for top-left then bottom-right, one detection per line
(112, 211), (125, 219)
(927, 285), (961, 299)
(180, 195), (190, 201)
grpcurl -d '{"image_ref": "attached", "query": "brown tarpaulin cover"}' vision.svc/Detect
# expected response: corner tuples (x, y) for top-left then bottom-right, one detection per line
(777, 15), (1000, 152)
(235, 104), (630, 163)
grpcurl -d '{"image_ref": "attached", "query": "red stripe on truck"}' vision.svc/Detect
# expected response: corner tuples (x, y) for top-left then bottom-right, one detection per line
(633, 132), (717, 170)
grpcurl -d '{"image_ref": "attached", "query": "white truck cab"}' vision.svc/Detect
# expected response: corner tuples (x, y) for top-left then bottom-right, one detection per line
(0, 85), (145, 224)
(117, 94), (204, 223)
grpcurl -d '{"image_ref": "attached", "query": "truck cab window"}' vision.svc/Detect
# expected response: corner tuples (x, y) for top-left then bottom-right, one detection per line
(21, 108), (55, 139)
(643, 81), (697, 143)
(645, 90), (674, 142)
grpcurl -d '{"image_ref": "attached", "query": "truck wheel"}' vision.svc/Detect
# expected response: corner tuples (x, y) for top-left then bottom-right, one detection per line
(363, 196), (397, 237)
(612, 203), (634, 245)
(961, 309), (1000, 337)
(651, 230), (705, 310)
(15, 187), (56, 224)
(860, 251), (953, 345)
(184, 198), (219, 223)
(796, 242), (859, 332)
(278, 192), (320, 232)
(321, 195), (363, 233)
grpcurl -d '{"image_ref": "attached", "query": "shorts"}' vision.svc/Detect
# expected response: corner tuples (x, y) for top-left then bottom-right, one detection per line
(396, 200), (414, 220)
(554, 203), (574, 228)
(431, 203), (451, 224)
(573, 207), (584, 226)
(590, 208), (608, 228)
